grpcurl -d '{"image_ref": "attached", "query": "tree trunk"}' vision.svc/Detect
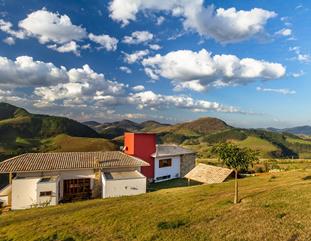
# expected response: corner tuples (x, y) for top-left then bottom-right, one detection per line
(234, 169), (238, 204)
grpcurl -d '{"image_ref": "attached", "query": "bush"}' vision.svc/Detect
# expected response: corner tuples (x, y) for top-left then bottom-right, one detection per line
(157, 219), (188, 230)
(271, 163), (281, 170)
(254, 166), (265, 173)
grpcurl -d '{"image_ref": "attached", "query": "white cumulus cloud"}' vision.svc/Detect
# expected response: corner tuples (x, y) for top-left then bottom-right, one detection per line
(3, 36), (15, 45)
(142, 49), (286, 91)
(123, 31), (153, 44)
(276, 28), (292, 36)
(289, 46), (311, 63)
(123, 49), (149, 64)
(128, 90), (240, 113)
(109, 0), (276, 43)
(47, 41), (80, 55)
(88, 33), (118, 51)
(19, 9), (87, 44)
(119, 66), (132, 74)
(0, 19), (26, 39)
(132, 85), (145, 91)
(34, 64), (126, 104)
(149, 44), (161, 50)
(0, 55), (68, 88)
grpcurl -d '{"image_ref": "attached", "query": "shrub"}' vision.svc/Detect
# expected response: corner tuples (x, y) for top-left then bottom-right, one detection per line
(255, 166), (265, 173)
(157, 219), (188, 230)
(276, 213), (286, 219)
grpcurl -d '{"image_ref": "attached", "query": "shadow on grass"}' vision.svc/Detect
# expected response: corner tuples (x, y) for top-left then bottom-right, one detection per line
(147, 178), (202, 192)
(157, 219), (189, 230)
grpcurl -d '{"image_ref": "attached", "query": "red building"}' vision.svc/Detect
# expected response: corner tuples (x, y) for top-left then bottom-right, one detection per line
(124, 132), (196, 182)
(124, 133), (156, 179)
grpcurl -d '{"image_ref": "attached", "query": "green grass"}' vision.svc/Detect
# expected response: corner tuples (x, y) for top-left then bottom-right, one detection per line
(2, 170), (311, 240)
(148, 178), (201, 192)
(233, 136), (279, 157)
(41, 134), (117, 152)
(286, 137), (311, 145)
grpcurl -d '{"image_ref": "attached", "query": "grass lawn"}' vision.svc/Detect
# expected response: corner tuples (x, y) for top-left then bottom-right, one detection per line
(1, 170), (311, 240)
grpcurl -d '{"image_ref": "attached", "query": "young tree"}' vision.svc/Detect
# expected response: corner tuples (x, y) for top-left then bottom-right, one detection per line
(213, 143), (258, 204)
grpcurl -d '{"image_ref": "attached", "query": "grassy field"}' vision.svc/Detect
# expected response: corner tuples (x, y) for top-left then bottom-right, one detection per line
(41, 134), (117, 152)
(1, 170), (311, 240)
(233, 136), (278, 156)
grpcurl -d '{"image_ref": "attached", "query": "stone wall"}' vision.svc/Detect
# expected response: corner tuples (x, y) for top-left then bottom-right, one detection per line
(92, 170), (102, 198)
(180, 153), (196, 177)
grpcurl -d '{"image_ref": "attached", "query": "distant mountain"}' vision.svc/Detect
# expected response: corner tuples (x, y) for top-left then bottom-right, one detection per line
(87, 119), (171, 139)
(82, 121), (101, 127)
(267, 126), (311, 135)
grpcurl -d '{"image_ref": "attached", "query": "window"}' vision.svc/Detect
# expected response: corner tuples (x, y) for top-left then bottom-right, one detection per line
(40, 191), (52, 197)
(156, 175), (171, 181)
(159, 159), (172, 168)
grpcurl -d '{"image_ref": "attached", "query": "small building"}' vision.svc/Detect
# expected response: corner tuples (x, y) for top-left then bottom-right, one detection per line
(0, 151), (149, 210)
(185, 163), (234, 184)
(124, 133), (196, 182)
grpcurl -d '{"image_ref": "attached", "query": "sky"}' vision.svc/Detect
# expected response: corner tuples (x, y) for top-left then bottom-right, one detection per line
(0, 0), (310, 128)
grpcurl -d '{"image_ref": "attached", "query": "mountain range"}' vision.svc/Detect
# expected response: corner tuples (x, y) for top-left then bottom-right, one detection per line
(1, 102), (311, 162)
(267, 126), (311, 136)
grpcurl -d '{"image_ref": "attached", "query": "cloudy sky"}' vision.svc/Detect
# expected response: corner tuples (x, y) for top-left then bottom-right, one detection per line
(0, 0), (310, 128)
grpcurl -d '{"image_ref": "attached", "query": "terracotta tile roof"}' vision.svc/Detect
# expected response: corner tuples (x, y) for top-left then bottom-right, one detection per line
(151, 144), (195, 158)
(0, 151), (149, 173)
(185, 163), (233, 184)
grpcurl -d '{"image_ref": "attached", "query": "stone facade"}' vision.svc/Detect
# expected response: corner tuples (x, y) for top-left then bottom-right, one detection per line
(180, 153), (196, 177)
(92, 170), (102, 198)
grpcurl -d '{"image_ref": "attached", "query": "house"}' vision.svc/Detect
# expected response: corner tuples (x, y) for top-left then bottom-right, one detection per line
(0, 132), (196, 210)
(124, 132), (196, 182)
(0, 151), (149, 210)
(185, 163), (234, 184)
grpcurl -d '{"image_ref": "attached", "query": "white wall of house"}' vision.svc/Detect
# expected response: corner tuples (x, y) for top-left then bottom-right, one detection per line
(102, 172), (146, 198)
(154, 156), (180, 182)
(0, 195), (8, 206)
(37, 178), (59, 207)
(0, 184), (11, 207)
(12, 177), (41, 210)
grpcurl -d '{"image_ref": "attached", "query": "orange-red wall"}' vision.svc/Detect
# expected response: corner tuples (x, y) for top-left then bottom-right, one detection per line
(124, 132), (156, 178)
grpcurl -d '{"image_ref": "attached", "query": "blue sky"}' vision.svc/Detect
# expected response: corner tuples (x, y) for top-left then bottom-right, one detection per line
(0, 0), (310, 128)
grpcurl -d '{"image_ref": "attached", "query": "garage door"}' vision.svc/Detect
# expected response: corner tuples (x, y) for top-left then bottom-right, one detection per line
(63, 178), (91, 202)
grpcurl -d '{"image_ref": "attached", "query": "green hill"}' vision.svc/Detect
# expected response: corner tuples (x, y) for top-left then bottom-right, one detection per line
(85, 115), (311, 159)
(0, 103), (116, 160)
(1, 170), (311, 240)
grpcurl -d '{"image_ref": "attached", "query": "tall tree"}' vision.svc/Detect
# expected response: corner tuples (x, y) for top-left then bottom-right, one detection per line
(213, 143), (258, 204)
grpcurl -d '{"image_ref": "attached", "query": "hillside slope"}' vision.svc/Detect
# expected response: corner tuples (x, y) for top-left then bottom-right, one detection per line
(0, 103), (116, 160)
(1, 170), (311, 240)
(85, 116), (311, 158)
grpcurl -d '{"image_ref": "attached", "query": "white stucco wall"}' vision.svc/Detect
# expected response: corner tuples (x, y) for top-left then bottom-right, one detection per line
(37, 178), (59, 207)
(154, 156), (180, 182)
(102, 172), (146, 198)
(0, 196), (8, 206)
(12, 177), (41, 210)
(0, 184), (11, 207)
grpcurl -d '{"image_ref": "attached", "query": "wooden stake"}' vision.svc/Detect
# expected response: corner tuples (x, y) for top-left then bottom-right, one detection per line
(9, 172), (12, 184)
